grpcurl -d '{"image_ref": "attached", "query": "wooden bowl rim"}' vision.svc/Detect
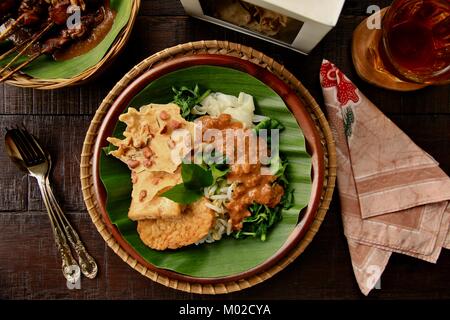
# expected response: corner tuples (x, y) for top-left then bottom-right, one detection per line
(92, 54), (325, 284)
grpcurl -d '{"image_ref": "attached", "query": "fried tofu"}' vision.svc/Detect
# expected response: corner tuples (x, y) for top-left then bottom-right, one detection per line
(107, 103), (194, 174)
(107, 103), (216, 251)
(137, 198), (215, 250)
(128, 169), (182, 221)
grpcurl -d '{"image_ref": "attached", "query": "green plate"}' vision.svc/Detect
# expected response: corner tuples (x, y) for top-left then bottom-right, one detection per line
(99, 65), (312, 278)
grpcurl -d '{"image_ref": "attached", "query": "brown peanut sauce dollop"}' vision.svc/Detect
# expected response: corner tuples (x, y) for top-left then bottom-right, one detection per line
(197, 113), (284, 230)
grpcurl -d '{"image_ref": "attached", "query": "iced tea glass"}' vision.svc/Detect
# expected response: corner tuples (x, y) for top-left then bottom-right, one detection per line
(382, 0), (450, 84)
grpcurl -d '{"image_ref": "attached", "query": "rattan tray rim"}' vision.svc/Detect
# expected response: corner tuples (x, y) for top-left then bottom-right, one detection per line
(80, 40), (337, 295)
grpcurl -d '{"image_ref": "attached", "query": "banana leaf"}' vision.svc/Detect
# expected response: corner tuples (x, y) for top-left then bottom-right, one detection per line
(0, 0), (132, 79)
(100, 66), (312, 277)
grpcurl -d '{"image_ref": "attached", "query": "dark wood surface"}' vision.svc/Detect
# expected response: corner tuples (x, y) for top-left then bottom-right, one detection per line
(1, 0), (449, 300)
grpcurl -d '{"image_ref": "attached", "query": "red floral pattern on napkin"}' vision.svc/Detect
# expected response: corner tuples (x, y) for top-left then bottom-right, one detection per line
(320, 60), (360, 106)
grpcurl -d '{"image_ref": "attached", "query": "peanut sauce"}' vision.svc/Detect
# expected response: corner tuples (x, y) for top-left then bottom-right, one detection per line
(198, 114), (284, 230)
(53, 6), (116, 61)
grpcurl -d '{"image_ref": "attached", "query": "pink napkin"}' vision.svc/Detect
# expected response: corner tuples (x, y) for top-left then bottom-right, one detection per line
(320, 60), (450, 295)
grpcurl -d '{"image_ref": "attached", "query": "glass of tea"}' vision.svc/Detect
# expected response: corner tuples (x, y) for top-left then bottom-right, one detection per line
(382, 0), (450, 85)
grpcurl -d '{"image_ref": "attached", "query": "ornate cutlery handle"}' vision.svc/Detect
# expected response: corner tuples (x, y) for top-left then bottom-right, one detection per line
(45, 179), (98, 279)
(36, 180), (79, 283)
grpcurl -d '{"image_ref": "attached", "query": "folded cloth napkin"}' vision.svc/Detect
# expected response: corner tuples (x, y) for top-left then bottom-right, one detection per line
(320, 60), (450, 295)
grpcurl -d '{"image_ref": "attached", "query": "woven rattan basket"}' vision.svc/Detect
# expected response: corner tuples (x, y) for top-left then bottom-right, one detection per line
(3, 0), (140, 90)
(80, 40), (337, 294)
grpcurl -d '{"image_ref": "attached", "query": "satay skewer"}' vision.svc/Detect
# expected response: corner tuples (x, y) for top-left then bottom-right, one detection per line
(0, 22), (53, 76)
(0, 33), (37, 61)
(0, 0), (73, 63)
(0, 0), (53, 43)
(0, 15), (25, 43)
(0, 44), (23, 62)
(0, 27), (48, 62)
(0, 7), (105, 82)
(0, 15), (13, 27)
(0, 0), (80, 65)
(0, 52), (41, 81)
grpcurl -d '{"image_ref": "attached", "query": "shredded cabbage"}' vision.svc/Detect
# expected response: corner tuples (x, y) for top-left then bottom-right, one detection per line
(197, 92), (256, 128)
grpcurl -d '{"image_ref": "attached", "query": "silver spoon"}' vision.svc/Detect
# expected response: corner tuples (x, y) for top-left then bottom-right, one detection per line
(5, 126), (98, 281)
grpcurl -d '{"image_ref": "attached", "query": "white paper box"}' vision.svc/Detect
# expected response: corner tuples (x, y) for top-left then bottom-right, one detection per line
(180, 0), (345, 54)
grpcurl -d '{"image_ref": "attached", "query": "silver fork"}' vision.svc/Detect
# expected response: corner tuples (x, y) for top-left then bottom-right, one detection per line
(5, 126), (97, 281)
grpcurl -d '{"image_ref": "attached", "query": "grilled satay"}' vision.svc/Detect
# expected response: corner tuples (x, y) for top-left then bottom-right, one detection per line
(42, 6), (105, 54)
(0, 0), (53, 74)
(47, 0), (102, 25)
(19, 0), (49, 26)
(0, 0), (90, 42)
(45, 0), (86, 12)
(0, 0), (49, 43)
(0, 6), (105, 81)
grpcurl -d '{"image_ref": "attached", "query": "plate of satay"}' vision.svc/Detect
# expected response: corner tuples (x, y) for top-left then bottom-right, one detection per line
(0, 0), (140, 89)
(87, 53), (325, 287)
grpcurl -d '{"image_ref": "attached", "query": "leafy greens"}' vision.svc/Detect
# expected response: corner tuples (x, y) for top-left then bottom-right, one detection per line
(161, 163), (213, 204)
(235, 189), (295, 241)
(172, 85), (210, 121)
(254, 118), (285, 132)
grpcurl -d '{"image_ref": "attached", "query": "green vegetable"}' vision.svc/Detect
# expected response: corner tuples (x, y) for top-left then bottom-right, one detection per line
(235, 189), (295, 241)
(162, 163), (213, 204)
(270, 154), (289, 186)
(282, 189), (295, 210)
(181, 163), (213, 189)
(210, 163), (230, 183)
(254, 118), (285, 145)
(235, 204), (281, 241)
(172, 85), (211, 120)
(204, 152), (230, 183)
(254, 118), (285, 133)
(159, 184), (203, 205)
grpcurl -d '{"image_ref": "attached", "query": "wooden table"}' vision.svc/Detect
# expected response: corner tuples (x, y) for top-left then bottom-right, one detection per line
(1, 0), (449, 300)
